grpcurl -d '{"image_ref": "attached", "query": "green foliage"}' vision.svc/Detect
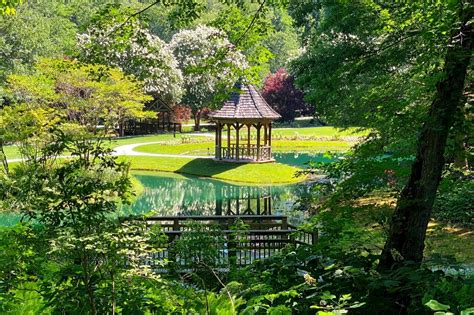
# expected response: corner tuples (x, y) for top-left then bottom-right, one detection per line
(224, 204), (474, 314)
(288, 0), (471, 203)
(0, 1), (77, 80)
(433, 171), (474, 227)
(0, 0), (21, 15)
(5, 59), (153, 136)
(171, 221), (227, 271)
(43, 220), (166, 314)
(0, 224), (48, 313)
(1, 1), (473, 314)
(423, 275), (474, 314)
(211, 3), (273, 84)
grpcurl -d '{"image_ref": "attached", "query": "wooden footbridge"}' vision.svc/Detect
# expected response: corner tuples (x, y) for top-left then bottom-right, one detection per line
(137, 215), (317, 269)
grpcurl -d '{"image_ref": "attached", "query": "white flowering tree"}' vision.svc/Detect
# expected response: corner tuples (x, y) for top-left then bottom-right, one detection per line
(77, 10), (183, 104)
(170, 25), (247, 130)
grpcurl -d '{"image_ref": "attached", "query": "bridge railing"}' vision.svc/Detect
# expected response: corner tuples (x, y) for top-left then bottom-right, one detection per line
(129, 215), (317, 269)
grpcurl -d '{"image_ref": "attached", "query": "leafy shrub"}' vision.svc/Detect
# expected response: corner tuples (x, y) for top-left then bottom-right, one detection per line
(433, 174), (474, 227)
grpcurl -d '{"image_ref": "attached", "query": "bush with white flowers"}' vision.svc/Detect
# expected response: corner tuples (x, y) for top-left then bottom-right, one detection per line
(170, 25), (247, 129)
(78, 18), (183, 103)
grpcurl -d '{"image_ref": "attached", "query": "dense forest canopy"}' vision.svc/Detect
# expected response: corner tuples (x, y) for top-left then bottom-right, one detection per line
(0, 0), (472, 314)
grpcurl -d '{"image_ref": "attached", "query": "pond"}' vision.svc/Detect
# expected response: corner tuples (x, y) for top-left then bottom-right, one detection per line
(273, 152), (334, 167)
(120, 172), (311, 225)
(0, 152), (330, 227)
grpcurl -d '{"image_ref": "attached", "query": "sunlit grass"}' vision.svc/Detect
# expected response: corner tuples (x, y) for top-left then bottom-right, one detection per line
(2, 145), (21, 160)
(119, 156), (305, 184)
(3, 126), (363, 160)
(134, 139), (353, 156)
(272, 126), (369, 137)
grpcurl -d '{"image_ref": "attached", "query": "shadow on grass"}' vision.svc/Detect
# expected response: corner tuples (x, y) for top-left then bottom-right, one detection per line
(176, 158), (245, 178)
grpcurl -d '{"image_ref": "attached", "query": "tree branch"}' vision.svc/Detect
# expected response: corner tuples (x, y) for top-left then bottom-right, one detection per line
(233, 0), (267, 48)
(107, 0), (161, 36)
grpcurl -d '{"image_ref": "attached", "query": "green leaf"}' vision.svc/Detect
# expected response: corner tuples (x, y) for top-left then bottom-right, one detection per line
(267, 305), (292, 315)
(461, 308), (474, 315)
(425, 300), (450, 311)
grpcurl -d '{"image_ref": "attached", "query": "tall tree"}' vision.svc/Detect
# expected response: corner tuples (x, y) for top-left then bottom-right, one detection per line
(378, 3), (473, 269)
(289, 0), (473, 269)
(169, 25), (247, 130)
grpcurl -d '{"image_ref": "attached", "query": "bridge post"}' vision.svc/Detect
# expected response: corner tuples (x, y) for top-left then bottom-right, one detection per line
(227, 217), (237, 266)
(282, 217), (289, 243)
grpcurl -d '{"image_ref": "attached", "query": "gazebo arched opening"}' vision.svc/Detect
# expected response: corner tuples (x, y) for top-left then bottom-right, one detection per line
(209, 84), (280, 163)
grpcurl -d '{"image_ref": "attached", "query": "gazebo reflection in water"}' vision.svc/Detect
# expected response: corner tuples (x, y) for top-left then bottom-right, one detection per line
(125, 173), (298, 218)
(215, 184), (273, 216)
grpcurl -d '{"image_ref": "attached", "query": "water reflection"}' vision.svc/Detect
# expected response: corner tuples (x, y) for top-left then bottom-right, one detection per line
(121, 172), (308, 223)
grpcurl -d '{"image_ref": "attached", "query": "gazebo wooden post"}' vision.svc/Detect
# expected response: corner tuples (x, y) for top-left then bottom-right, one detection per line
(215, 122), (220, 159)
(235, 123), (240, 160)
(268, 123), (272, 157)
(227, 123), (231, 158)
(264, 123), (268, 146)
(219, 123), (224, 160)
(256, 123), (261, 161)
(247, 124), (251, 158)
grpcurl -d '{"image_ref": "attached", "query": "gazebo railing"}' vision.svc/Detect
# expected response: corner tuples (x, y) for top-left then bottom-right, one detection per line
(216, 144), (272, 161)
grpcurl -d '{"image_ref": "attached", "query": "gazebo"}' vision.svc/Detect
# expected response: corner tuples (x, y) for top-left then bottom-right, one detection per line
(209, 84), (281, 163)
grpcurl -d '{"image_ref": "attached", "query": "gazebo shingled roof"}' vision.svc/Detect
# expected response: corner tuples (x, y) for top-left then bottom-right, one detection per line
(209, 84), (281, 121)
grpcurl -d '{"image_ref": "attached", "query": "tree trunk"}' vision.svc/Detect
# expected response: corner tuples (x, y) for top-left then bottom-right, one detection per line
(118, 120), (125, 137)
(0, 140), (9, 175)
(378, 5), (473, 270)
(194, 110), (202, 132)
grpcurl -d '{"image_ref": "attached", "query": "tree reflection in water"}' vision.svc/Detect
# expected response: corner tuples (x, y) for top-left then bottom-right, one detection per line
(120, 172), (310, 224)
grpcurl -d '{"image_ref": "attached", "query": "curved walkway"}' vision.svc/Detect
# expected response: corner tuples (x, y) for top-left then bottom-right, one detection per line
(113, 142), (213, 159)
(6, 142), (212, 163)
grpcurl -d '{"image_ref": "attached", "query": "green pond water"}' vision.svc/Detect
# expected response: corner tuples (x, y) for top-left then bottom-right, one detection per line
(119, 172), (311, 225)
(0, 152), (331, 226)
(273, 152), (334, 167)
(118, 152), (332, 222)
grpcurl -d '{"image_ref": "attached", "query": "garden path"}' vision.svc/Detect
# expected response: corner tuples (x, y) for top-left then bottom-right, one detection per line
(112, 142), (212, 159)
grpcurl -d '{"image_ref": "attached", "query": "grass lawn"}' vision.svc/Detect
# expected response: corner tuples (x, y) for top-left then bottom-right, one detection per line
(130, 175), (145, 198)
(134, 139), (352, 156)
(2, 145), (21, 160)
(119, 156), (305, 184)
(135, 142), (213, 156)
(107, 133), (183, 148)
(272, 126), (369, 138)
(425, 222), (474, 265)
(3, 126), (362, 160)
